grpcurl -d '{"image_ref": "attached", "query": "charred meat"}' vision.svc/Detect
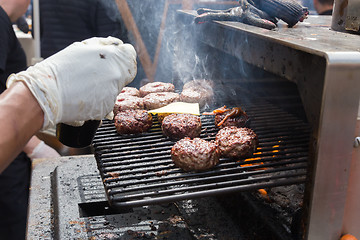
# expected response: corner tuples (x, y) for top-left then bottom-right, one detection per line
(204, 106), (249, 128)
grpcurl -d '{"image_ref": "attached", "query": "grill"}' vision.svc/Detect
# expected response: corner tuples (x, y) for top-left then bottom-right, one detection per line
(93, 87), (310, 209)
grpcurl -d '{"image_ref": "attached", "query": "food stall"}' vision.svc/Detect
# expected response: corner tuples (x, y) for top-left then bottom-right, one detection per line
(27, 1), (360, 239)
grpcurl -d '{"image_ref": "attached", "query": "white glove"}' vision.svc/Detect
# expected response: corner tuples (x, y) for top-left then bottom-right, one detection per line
(7, 36), (137, 129)
(27, 141), (61, 160)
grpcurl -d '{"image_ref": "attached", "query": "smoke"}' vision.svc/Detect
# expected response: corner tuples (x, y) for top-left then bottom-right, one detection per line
(101, 0), (123, 22)
(109, 1), (240, 88)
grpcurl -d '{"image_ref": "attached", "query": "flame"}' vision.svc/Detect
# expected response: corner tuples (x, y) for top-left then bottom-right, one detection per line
(239, 143), (281, 168)
(272, 144), (280, 153)
(240, 156), (265, 168)
(258, 189), (267, 197)
(258, 189), (270, 201)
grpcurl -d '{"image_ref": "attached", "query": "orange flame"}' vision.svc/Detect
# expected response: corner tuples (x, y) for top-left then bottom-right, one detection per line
(239, 143), (281, 168)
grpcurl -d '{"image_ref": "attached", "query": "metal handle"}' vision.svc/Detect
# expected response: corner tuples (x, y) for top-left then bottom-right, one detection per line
(354, 137), (360, 148)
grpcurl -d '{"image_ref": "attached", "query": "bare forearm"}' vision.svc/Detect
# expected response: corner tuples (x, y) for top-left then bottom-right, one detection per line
(0, 82), (44, 172)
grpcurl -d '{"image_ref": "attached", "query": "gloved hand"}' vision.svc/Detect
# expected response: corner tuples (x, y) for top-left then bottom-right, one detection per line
(250, 0), (309, 27)
(195, 1), (277, 30)
(195, 0), (308, 30)
(7, 36), (137, 130)
(27, 140), (61, 160)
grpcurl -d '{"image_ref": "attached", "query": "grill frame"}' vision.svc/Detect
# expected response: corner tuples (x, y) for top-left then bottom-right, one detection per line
(173, 12), (360, 239)
(93, 94), (310, 209)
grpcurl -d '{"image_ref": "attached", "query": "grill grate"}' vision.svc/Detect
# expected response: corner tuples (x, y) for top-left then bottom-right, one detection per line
(93, 99), (310, 209)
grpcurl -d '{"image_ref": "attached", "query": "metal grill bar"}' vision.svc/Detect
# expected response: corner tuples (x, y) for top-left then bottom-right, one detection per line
(93, 99), (310, 209)
(110, 177), (306, 209)
(101, 152), (307, 178)
(110, 174), (306, 204)
(109, 164), (307, 195)
(105, 161), (307, 189)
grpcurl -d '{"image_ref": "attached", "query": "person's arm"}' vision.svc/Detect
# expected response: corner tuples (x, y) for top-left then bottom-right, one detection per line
(23, 135), (60, 160)
(0, 82), (44, 172)
(1, 36), (137, 173)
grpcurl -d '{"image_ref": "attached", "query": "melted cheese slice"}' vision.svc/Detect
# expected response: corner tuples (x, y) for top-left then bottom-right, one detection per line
(148, 102), (200, 115)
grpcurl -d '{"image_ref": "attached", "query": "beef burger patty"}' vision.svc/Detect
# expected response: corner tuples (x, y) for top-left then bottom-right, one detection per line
(113, 95), (144, 114)
(139, 82), (175, 97)
(180, 79), (214, 108)
(161, 113), (201, 140)
(114, 109), (152, 134)
(143, 92), (180, 110)
(171, 137), (220, 172)
(215, 126), (258, 158)
(119, 87), (141, 97)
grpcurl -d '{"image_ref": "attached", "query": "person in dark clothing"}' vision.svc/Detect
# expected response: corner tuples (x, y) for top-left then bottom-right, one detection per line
(39, 0), (129, 59)
(0, 2), (31, 239)
(313, 0), (333, 15)
(0, 1), (59, 239)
